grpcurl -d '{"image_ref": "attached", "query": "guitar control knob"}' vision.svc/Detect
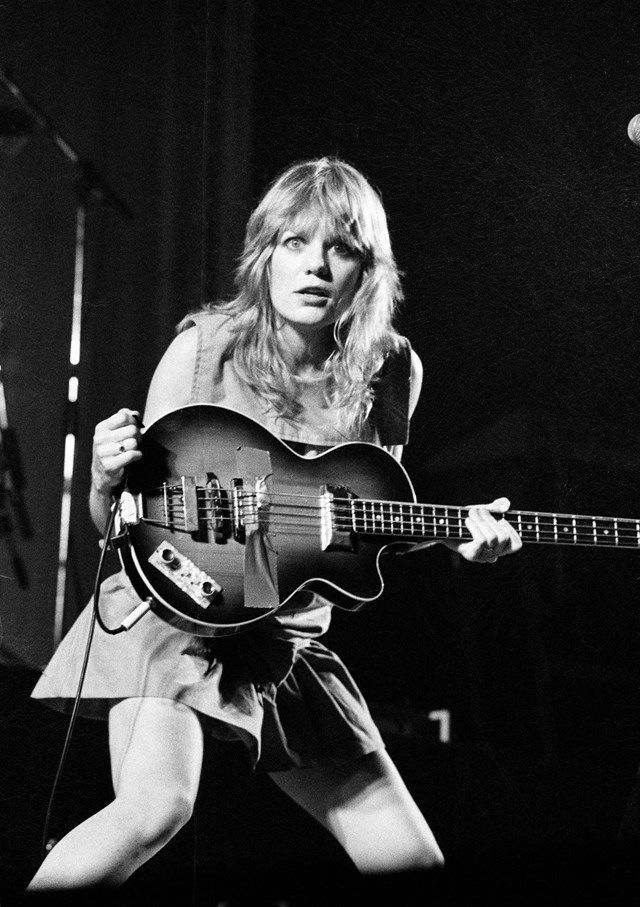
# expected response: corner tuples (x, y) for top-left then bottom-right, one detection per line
(160, 548), (180, 569)
(201, 578), (223, 600)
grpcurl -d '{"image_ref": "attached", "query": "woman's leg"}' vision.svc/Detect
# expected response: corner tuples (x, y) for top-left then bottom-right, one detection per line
(269, 749), (444, 874)
(28, 697), (204, 891)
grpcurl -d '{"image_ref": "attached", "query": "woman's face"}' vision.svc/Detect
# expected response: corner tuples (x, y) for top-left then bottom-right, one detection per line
(269, 221), (362, 336)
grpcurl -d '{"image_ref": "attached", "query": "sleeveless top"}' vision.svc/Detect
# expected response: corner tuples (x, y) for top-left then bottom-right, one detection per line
(180, 306), (411, 450)
(179, 306), (412, 638)
(31, 308), (414, 771)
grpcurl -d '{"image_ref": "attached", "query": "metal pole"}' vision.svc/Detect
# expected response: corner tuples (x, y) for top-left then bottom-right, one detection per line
(0, 65), (133, 647)
(53, 198), (86, 646)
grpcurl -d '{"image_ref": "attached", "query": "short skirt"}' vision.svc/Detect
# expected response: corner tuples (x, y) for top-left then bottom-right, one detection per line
(32, 571), (384, 772)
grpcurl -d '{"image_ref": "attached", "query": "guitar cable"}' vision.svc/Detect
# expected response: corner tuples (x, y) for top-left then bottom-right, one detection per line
(40, 497), (122, 860)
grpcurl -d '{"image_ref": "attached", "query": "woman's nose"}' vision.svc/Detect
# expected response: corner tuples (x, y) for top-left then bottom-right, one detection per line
(304, 240), (329, 276)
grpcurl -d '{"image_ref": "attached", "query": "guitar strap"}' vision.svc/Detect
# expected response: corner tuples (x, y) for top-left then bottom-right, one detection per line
(236, 446), (280, 610)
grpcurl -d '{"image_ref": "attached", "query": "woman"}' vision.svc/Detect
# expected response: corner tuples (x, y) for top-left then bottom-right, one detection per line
(28, 157), (522, 892)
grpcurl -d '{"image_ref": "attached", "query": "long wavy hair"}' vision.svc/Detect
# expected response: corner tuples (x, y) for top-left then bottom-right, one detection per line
(205, 157), (404, 436)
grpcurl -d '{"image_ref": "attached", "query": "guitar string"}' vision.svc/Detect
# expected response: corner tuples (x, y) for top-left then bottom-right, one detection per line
(161, 496), (640, 530)
(147, 487), (640, 531)
(137, 518), (640, 548)
(164, 517), (640, 544)
(156, 498), (640, 535)
(147, 485), (640, 525)
(158, 501), (640, 538)
(138, 511), (640, 546)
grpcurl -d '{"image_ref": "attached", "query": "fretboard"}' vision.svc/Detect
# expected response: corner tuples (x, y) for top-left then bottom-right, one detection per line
(350, 501), (640, 549)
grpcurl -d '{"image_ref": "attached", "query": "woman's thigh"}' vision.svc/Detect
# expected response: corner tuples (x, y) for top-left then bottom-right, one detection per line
(269, 749), (444, 873)
(109, 697), (204, 808)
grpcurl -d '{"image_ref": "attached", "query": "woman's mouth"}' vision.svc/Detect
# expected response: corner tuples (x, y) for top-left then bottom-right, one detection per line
(296, 286), (331, 304)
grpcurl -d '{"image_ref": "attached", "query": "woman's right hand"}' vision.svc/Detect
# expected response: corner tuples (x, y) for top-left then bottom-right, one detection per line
(91, 408), (143, 497)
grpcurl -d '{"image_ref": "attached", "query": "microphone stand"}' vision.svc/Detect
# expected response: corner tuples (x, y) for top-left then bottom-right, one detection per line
(0, 65), (133, 647)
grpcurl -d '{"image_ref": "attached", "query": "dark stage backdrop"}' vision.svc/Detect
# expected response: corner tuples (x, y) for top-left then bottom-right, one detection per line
(0, 0), (254, 668)
(3, 0), (640, 898)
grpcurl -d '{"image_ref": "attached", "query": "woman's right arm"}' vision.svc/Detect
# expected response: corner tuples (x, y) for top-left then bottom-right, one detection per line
(89, 326), (198, 533)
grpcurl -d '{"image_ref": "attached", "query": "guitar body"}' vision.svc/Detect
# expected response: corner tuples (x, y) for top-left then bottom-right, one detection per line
(117, 404), (416, 636)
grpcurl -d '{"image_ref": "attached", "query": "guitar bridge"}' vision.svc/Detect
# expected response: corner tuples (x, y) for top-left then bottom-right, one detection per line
(320, 484), (357, 552)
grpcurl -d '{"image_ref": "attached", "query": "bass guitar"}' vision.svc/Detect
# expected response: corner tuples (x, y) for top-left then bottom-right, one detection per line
(112, 404), (640, 636)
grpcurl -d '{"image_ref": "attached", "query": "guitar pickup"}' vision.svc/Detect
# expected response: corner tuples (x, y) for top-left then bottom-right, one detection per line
(231, 478), (245, 543)
(180, 477), (199, 532)
(149, 541), (223, 609)
(320, 484), (357, 552)
(204, 474), (229, 543)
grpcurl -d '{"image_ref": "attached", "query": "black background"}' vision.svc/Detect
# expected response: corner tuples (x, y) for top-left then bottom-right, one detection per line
(3, 0), (640, 902)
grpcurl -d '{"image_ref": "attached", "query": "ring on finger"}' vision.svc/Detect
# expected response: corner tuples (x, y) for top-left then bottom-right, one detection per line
(119, 443), (126, 454)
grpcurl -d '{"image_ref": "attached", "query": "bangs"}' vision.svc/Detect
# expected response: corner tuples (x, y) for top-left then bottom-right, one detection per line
(275, 176), (370, 257)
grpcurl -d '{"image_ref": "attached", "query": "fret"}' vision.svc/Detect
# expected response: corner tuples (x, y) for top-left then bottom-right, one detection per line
(574, 516), (594, 544)
(615, 519), (619, 547)
(374, 501), (382, 533)
(555, 514), (573, 541)
(352, 500), (359, 531)
(520, 516), (538, 540)
(572, 516), (577, 544)
(517, 513), (522, 538)
(592, 517), (618, 546)
(592, 518), (597, 544)
(535, 514), (539, 542)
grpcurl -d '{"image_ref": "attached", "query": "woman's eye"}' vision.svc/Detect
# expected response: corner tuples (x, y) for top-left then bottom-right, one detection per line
(333, 242), (355, 257)
(284, 236), (302, 250)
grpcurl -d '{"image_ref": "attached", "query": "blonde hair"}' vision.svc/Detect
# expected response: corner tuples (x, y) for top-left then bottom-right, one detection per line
(207, 157), (404, 435)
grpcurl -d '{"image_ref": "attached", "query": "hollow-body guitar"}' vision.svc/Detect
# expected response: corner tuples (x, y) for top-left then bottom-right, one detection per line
(113, 404), (640, 637)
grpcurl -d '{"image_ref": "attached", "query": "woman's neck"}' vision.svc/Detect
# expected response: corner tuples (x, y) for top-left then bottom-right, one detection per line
(277, 323), (335, 377)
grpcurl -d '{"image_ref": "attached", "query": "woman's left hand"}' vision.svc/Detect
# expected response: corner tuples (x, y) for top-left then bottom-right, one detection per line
(442, 496), (522, 563)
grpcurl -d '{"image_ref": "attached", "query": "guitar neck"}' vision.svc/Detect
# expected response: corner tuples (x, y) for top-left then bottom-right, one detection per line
(351, 500), (640, 550)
